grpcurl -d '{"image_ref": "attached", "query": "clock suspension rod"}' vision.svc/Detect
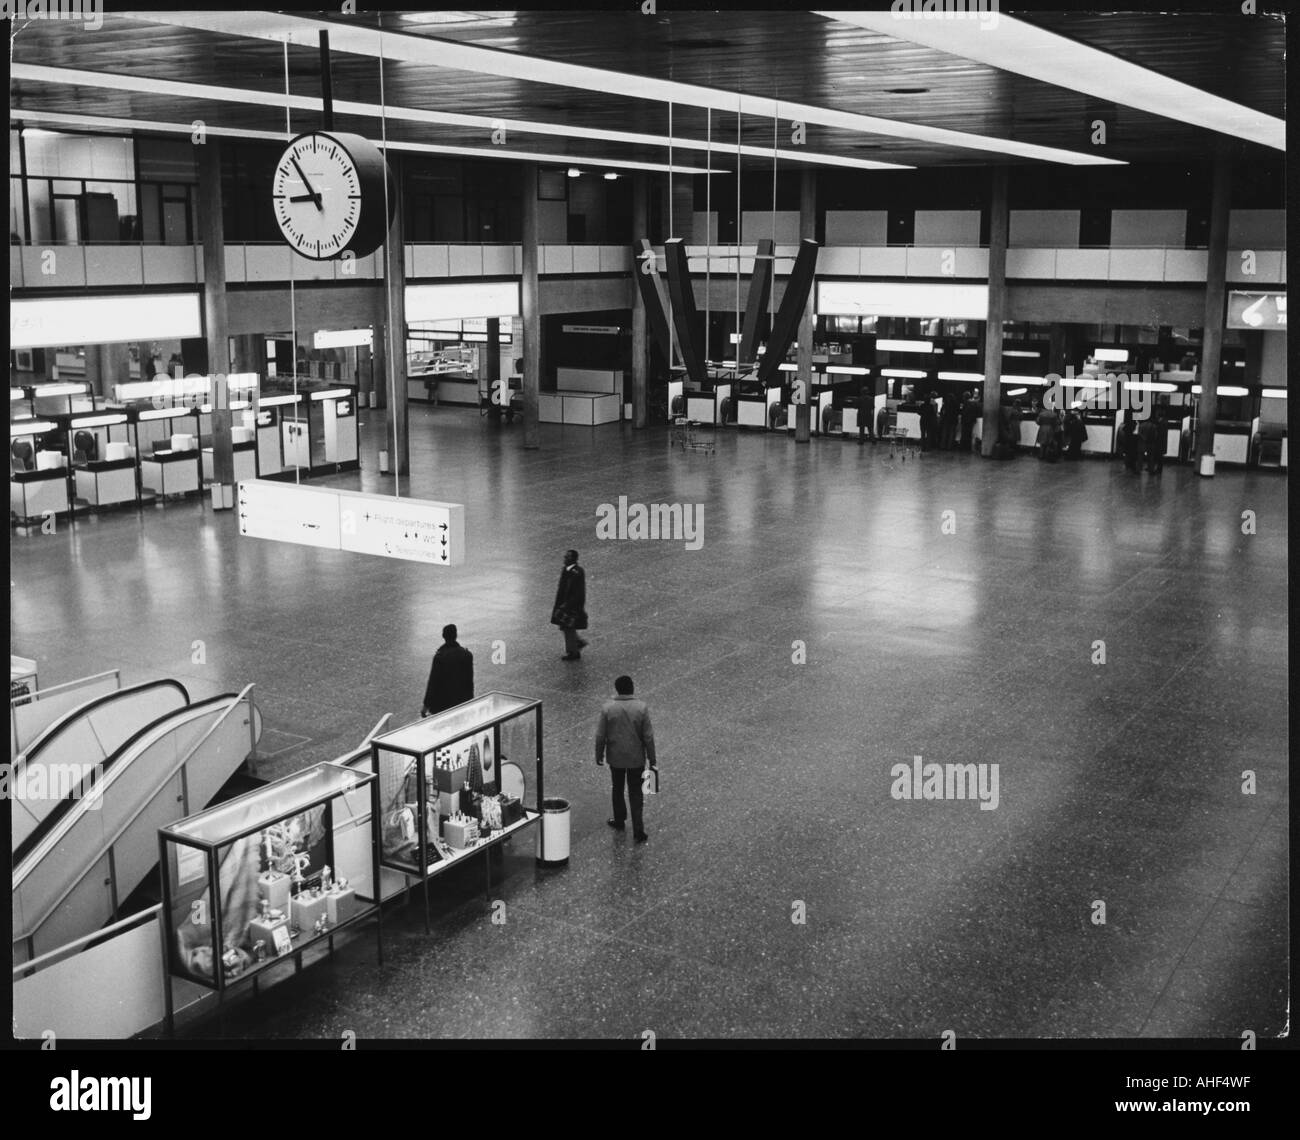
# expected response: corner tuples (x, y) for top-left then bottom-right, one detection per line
(319, 29), (334, 132)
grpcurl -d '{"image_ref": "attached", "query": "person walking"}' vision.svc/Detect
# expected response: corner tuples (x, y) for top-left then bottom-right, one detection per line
(960, 389), (981, 452)
(421, 624), (474, 716)
(939, 390), (959, 451)
(1063, 407), (1088, 460)
(1144, 410), (1167, 474)
(552, 548), (588, 660)
(1119, 419), (1143, 473)
(594, 675), (657, 843)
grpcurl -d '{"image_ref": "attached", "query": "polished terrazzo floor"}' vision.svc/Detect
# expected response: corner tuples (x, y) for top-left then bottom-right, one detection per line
(9, 406), (1288, 1039)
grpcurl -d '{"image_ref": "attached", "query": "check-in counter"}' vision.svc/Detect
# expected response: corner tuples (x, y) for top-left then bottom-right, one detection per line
(538, 391), (621, 425)
(1080, 409), (1121, 456)
(685, 383), (732, 426)
(1211, 418), (1258, 466)
(201, 426), (258, 484)
(10, 426), (72, 522)
(735, 384), (781, 429)
(141, 435), (201, 499)
(75, 446), (139, 508)
(666, 378), (685, 421)
(253, 395), (297, 476)
(813, 388), (834, 435)
(409, 370), (478, 406)
(556, 367), (624, 403)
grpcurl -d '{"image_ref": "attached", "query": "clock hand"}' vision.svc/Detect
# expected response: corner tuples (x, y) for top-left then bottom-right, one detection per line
(290, 156), (323, 211)
(288, 193), (323, 204)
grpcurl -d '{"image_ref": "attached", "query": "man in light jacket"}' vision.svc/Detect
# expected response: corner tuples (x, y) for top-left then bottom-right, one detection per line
(594, 675), (657, 843)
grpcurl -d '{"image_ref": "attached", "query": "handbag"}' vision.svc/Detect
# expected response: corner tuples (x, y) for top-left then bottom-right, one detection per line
(551, 606), (577, 630)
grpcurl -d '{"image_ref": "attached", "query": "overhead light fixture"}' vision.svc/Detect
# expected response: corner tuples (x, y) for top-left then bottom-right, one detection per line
(9, 107), (719, 176)
(938, 371), (983, 382)
(817, 11), (1284, 152)
(953, 347), (979, 356)
(876, 338), (933, 353)
(1093, 348), (1129, 363)
(69, 414), (127, 428)
(567, 168), (581, 178)
(136, 406), (194, 421)
(1123, 381), (1177, 393)
(1006, 387), (1028, 396)
(1216, 386), (1250, 397)
(31, 383), (87, 396)
(1003, 349), (1041, 358)
(256, 394), (302, 408)
(881, 368), (927, 378)
(604, 172), (618, 181)
(310, 388), (353, 401)
(130, 12), (1120, 166)
(827, 365), (870, 375)
(1063, 378), (1111, 389)
(10, 388), (27, 400)
(1002, 375), (1049, 385)
(1260, 389), (1287, 399)
(10, 420), (58, 436)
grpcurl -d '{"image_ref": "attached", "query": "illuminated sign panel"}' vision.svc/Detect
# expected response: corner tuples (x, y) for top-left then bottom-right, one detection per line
(1227, 292), (1286, 330)
(11, 294), (202, 349)
(817, 282), (989, 320)
(405, 281), (520, 321)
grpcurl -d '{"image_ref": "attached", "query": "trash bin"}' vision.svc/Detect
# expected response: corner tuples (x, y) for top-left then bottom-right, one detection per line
(535, 797), (570, 866)
(1198, 453), (1216, 477)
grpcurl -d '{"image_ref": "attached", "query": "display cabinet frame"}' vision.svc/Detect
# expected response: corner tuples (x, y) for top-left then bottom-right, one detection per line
(157, 761), (381, 1035)
(370, 692), (543, 932)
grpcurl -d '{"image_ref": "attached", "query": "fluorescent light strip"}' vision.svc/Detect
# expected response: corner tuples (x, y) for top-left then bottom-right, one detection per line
(70, 414), (127, 427)
(938, 371), (983, 382)
(256, 394), (302, 407)
(1216, 386), (1250, 397)
(953, 348), (978, 356)
(8, 108), (715, 176)
(32, 383), (88, 396)
(827, 366), (870, 375)
(11, 388), (27, 400)
(1123, 381), (1177, 393)
(818, 12), (1284, 152)
(876, 339), (933, 353)
(1063, 378), (1110, 389)
(1002, 375), (1049, 385)
(1260, 389), (1287, 399)
(1006, 388), (1028, 396)
(882, 368), (927, 378)
(1093, 348), (1129, 363)
(778, 363), (800, 373)
(11, 421), (57, 436)
(23, 64), (901, 173)
(310, 389), (353, 401)
(1003, 350), (1041, 358)
(134, 11), (1122, 166)
(137, 407), (194, 421)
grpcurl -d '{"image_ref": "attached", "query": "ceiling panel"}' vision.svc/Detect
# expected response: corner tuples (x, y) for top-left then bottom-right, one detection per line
(8, 10), (1286, 170)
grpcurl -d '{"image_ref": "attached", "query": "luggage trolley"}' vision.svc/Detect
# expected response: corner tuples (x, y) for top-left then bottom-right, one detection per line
(886, 427), (919, 461)
(673, 416), (715, 455)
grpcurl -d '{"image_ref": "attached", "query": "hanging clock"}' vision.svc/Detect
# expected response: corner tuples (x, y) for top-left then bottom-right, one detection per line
(272, 130), (393, 261)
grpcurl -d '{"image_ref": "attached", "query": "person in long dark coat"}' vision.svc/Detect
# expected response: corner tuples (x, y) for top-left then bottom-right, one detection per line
(939, 391), (959, 450)
(1063, 408), (1088, 460)
(552, 549), (589, 660)
(960, 389), (981, 452)
(422, 624), (474, 716)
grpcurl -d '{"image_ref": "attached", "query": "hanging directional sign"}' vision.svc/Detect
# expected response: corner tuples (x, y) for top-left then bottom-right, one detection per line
(1227, 291), (1286, 330)
(337, 490), (465, 566)
(237, 480), (341, 550)
(238, 480), (464, 566)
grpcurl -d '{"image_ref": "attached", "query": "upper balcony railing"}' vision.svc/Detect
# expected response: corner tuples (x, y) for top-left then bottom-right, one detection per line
(9, 241), (1286, 291)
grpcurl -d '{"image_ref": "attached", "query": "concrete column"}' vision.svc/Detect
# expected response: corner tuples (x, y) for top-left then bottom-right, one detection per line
(381, 163), (409, 474)
(631, 172), (649, 428)
(196, 140), (234, 506)
(521, 163), (541, 449)
(981, 167), (1009, 456)
(794, 169), (815, 443)
(1194, 151), (1232, 474)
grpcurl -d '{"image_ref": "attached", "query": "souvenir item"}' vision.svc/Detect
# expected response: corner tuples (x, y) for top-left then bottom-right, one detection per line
(434, 748), (468, 792)
(257, 869), (291, 912)
(221, 947), (252, 979)
(444, 813), (480, 848)
(249, 908), (290, 952)
(438, 789), (460, 818)
(499, 794), (524, 826)
(478, 794), (503, 831)
(253, 940), (267, 963)
(467, 742), (484, 794)
(291, 889), (327, 935)
(325, 880), (357, 925)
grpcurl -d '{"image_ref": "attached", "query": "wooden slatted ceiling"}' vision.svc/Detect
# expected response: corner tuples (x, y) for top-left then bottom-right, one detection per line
(8, 11), (1285, 169)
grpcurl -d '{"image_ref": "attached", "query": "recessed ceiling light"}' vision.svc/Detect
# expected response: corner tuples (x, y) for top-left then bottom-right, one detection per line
(603, 172), (618, 180)
(567, 168), (581, 178)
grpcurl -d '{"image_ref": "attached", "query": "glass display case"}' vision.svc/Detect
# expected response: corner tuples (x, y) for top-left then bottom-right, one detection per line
(157, 761), (380, 1030)
(370, 692), (542, 928)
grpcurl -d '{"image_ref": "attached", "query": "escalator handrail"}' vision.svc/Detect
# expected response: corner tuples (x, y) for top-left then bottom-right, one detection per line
(13, 690), (231, 870)
(13, 678), (190, 778)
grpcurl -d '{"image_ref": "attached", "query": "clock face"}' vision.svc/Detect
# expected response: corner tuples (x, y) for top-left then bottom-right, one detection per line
(273, 133), (365, 260)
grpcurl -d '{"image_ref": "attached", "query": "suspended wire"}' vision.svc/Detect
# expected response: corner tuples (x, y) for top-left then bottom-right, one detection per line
(283, 42), (299, 487)
(377, 15), (399, 499)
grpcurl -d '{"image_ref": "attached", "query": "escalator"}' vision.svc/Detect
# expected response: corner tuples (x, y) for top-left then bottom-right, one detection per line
(13, 689), (263, 963)
(11, 679), (190, 852)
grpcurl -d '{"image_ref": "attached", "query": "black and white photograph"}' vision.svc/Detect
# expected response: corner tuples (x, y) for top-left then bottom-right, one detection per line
(6, 0), (1291, 1115)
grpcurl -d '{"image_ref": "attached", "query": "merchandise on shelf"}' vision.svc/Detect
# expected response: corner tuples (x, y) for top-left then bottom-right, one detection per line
(290, 888), (328, 934)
